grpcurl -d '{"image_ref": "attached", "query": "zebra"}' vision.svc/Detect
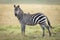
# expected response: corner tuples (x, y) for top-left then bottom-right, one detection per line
(14, 5), (52, 37)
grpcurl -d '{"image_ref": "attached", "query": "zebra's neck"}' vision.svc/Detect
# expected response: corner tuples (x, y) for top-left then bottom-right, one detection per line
(17, 13), (23, 21)
(17, 8), (24, 20)
(19, 8), (24, 14)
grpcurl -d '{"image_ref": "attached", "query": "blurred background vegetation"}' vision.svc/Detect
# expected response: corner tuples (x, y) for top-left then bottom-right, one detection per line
(0, 0), (60, 4)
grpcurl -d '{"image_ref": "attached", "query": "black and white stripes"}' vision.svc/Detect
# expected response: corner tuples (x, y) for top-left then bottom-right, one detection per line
(33, 13), (47, 24)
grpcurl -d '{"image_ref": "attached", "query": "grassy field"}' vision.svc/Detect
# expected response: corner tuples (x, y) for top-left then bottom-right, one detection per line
(0, 25), (60, 40)
(0, 4), (60, 40)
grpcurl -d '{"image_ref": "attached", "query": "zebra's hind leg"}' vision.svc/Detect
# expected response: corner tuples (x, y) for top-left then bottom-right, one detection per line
(40, 24), (45, 37)
(45, 23), (51, 36)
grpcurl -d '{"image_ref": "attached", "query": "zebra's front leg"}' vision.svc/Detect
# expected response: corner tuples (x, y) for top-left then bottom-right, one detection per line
(21, 24), (26, 35)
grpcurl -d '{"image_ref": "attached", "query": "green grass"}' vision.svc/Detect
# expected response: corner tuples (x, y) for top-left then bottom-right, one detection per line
(0, 25), (60, 40)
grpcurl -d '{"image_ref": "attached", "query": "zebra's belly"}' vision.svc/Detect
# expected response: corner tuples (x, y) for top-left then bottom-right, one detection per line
(25, 19), (36, 25)
(26, 21), (37, 26)
(24, 18), (36, 25)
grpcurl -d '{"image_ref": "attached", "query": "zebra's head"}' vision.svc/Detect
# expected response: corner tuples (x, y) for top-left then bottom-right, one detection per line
(14, 5), (23, 16)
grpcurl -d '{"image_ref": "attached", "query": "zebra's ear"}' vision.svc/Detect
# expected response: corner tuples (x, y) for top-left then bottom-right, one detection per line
(17, 5), (20, 8)
(14, 5), (16, 8)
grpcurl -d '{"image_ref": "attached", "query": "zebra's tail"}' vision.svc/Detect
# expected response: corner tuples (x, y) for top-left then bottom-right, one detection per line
(46, 17), (52, 29)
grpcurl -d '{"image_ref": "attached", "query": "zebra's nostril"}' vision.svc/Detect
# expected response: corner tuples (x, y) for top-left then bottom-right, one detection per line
(15, 13), (17, 16)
